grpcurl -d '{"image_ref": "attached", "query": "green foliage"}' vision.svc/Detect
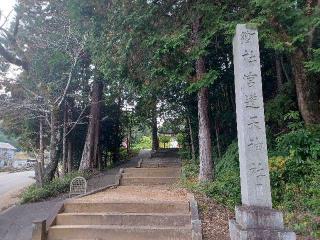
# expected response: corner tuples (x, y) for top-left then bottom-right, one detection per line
(269, 125), (320, 237)
(181, 142), (241, 208)
(0, 128), (18, 147)
(265, 83), (297, 130)
(187, 69), (219, 93)
(182, 133), (320, 237)
(176, 133), (185, 147)
(305, 48), (320, 73)
(0, 2), (319, 238)
(21, 172), (90, 203)
(215, 142), (239, 174)
(159, 135), (171, 148)
(132, 136), (152, 150)
(181, 160), (199, 180)
(119, 147), (139, 162)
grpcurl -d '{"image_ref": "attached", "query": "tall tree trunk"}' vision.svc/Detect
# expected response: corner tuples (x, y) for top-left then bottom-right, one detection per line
(193, 16), (213, 181)
(151, 101), (159, 151)
(112, 97), (122, 164)
(62, 102), (68, 175)
(92, 107), (101, 168)
(67, 140), (72, 172)
(280, 56), (290, 83)
(291, 48), (320, 125)
(215, 118), (221, 159)
(44, 107), (60, 182)
(127, 120), (132, 155)
(36, 116), (44, 186)
(39, 117), (45, 173)
(275, 54), (283, 91)
(198, 86), (213, 181)
(188, 116), (196, 161)
(67, 104), (73, 173)
(79, 80), (103, 171)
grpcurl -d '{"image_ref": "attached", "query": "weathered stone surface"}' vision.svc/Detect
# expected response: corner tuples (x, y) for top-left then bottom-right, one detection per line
(120, 176), (179, 186)
(56, 212), (191, 227)
(229, 24), (296, 240)
(233, 23), (272, 208)
(64, 201), (189, 214)
(48, 225), (192, 240)
(229, 220), (296, 240)
(32, 220), (46, 240)
(235, 206), (284, 230)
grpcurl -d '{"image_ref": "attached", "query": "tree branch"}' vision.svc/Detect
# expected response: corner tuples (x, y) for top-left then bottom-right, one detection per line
(0, 43), (28, 70)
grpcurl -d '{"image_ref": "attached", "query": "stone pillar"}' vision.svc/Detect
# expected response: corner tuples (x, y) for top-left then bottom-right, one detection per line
(32, 220), (46, 240)
(229, 24), (296, 240)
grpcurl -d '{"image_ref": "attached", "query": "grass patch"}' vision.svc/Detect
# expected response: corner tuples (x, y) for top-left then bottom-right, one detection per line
(20, 171), (91, 204)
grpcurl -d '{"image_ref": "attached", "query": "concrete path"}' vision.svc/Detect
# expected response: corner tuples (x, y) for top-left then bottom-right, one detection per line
(0, 170), (35, 211)
(0, 170), (35, 196)
(0, 150), (149, 240)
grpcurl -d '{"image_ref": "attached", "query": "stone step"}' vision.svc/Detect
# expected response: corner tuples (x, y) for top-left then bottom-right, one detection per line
(143, 158), (180, 161)
(141, 163), (181, 168)
(48, 225), (192, 240)
(151, 152), (180, 158)
(142, 159), (181, 163)
(64, 201), (189, 214)
(122, 172), (179, 178)
(141, 162), (181, 165)
(56, 212), (191, 227)
(125, 167), (181, 173)
(148, 156), (181, 161)
(123, 168), (180, 178)
(120, 177), (179, 186)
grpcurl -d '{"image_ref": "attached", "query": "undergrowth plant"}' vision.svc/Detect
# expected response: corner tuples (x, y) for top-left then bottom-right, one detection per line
(21, 171), (91, 203)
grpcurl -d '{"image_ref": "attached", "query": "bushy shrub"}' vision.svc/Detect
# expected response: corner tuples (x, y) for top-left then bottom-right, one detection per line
(159, 135), (171, 148)
(132, 136), (152, 150)
(181, 160), (199, 180)
(182, 141), (241, 208)
(176, 133), (185, 146)
(21, 172), (91, 203)
(182, 131), (320, 237)
(270, 126), (320, 237)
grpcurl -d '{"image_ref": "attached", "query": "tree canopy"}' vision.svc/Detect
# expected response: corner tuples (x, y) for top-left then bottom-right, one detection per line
(0, 0), (319, 237)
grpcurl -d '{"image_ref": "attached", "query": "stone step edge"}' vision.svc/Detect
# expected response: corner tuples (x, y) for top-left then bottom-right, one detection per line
(49, 224), (192, 230)
(65, 200), (188, 205)
(121, 176), (180, 179)
(124, 167), (181, 171)
(58, 212), (191, 216)
(188, 194), (202, 240)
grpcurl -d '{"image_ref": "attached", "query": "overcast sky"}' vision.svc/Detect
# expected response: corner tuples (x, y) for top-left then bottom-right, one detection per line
(0, 0), (19, 83)
(0, 0), (17, 26)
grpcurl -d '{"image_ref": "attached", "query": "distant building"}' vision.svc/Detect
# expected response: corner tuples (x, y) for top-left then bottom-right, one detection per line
(0, 142), (17, 167)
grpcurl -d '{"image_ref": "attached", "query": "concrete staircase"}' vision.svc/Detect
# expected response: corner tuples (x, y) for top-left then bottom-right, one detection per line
(120, 167), (181, 186)
(140, 158), (182, 168)
(48, 201), (192, 240)
(44, 149), (199, 240)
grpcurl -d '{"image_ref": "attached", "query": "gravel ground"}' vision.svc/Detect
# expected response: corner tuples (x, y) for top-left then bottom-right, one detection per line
(0, 150), (148, 240)
(194, 193), (311, 240)
(194, 193), (233, 240)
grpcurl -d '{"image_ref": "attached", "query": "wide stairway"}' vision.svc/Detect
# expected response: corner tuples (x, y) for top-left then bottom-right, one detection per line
(46, 149), (197, 240)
